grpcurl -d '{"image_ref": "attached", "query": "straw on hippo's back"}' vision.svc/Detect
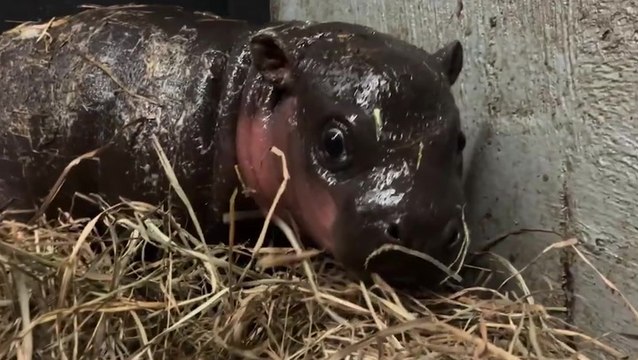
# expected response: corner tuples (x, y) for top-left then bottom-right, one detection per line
(0, 5), (467, 287)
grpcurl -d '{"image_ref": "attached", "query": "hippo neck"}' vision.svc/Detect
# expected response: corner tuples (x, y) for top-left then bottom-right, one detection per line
(233, 76), (339, 254)
(205, 40), (260, 224)
(234, 71), (294, 214)
(204, 23), (309, 226)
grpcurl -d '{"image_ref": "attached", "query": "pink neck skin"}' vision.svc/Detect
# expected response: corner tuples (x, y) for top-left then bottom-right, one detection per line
(235, 96), (338, 253)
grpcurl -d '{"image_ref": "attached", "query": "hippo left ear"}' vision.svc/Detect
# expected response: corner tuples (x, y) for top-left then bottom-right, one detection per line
(249, 31), (295, 89)
(433, 40), (463, 85)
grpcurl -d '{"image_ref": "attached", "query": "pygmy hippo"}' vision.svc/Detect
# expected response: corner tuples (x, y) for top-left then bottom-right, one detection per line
(0, 5), (467, 287)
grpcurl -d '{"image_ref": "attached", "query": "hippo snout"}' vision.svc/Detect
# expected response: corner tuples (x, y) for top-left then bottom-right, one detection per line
(384, 214), (464, 252)
(361, 204), (466, 287)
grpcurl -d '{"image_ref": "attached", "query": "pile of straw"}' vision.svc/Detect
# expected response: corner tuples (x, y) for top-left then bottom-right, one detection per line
(0, 142), (632, 360)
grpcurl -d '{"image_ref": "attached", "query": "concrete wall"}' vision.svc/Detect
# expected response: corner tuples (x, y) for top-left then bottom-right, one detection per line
(272, 0), (638, 356)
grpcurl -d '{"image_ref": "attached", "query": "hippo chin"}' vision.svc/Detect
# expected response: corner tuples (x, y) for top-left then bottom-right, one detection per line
(0, 5), (466, 287)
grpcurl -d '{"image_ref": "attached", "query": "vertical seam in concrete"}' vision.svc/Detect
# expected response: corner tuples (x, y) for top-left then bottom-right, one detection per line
(560, 172), (576, 350)
(558, 0), (579, 349)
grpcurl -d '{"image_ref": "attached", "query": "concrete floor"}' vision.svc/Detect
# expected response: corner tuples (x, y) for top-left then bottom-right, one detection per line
(272, 0), (638, 357)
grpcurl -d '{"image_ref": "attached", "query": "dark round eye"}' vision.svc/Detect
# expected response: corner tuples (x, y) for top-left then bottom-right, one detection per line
(317, 120), (352, 170)
(457, 132), (466, 152)
(322, 127), (346, 159)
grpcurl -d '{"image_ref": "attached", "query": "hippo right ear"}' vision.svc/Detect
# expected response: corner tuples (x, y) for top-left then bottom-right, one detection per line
(249, 31), (295, 89)
(433, 40), (463, 85)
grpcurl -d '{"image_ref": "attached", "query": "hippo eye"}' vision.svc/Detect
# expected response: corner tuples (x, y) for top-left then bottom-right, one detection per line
(323, 128), (346, 158)
(317, 120), (352, 170)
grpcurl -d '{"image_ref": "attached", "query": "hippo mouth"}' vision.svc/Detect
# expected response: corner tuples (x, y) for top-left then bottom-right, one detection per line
(363, 229), (468, 287)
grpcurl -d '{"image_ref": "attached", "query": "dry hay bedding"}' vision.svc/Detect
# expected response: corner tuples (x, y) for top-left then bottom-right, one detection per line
(0, 14), (634, 360)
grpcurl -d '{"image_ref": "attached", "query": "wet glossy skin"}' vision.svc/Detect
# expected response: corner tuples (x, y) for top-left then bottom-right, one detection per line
(0, 6), (465, 287)
(237, 23), (466, 286)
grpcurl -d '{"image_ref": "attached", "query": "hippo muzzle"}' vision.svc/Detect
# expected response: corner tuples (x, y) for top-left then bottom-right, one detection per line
(331, 146), (467, 287)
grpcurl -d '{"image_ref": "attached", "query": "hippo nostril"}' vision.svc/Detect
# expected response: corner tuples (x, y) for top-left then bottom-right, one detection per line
(386, 222), (400, 240)
(447, 229), (460, 248)
(443, 221), (463, 249)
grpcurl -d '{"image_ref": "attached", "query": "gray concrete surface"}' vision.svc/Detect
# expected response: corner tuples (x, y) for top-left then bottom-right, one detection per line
(272, 0), (638, 356)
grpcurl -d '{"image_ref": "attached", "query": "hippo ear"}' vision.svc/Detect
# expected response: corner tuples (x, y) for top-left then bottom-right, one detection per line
(433, 40), (463, 85)
(249, 31), (295, 88)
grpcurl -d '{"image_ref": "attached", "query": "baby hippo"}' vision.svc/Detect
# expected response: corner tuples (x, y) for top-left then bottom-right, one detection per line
(0, 5), (466, 287)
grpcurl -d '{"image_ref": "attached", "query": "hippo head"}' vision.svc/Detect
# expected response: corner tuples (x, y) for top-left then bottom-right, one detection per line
(236, 22), (466, 287)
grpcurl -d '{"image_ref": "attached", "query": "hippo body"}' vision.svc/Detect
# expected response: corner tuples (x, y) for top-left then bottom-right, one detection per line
(0, 5), (467, 286)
